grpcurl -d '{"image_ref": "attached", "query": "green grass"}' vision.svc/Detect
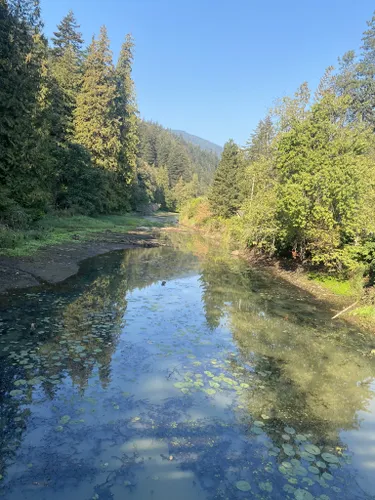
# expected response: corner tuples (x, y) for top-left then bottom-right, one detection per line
(0, 213), (165, 257)
(307, 273), (358, 297)
(349, 305), (375, 318)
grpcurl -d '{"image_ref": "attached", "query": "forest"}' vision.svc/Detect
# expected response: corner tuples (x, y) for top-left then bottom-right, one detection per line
(0, 0), (218, 248)
(182, 11), (375, 278)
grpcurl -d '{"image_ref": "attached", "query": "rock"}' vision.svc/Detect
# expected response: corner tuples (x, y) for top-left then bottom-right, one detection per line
(162, 281), (166, 286)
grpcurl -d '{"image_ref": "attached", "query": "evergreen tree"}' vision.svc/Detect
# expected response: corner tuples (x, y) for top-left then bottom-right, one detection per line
(167, 142), (191, 186)
(115, 34), (139, 196)
(74, 26), (120, 173)
(208, 140), (244, 218)
(356, 12), (375, 127)
(51, 10), (83, 58)
(50, 10), (83, 140)
(0, 0), (50, 222)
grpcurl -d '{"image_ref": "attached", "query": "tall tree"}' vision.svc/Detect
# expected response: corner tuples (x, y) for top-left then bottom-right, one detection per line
(51, 10), (83, 58)
(208, 140), (244, 218)
(276, 93), (374, 266)
(74, 26), (120, 173)
(50, 11), (83, 140)
(116, 35), (139, 186)
(0, 0), (50, 222)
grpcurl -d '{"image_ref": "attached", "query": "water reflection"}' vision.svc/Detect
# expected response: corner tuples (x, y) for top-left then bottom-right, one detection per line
(0, 238), (374, 499)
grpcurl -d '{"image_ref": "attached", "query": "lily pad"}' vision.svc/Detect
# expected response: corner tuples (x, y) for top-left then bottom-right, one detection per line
(296, 434), (307, 442)
(294, 489), (314, 500)
(259, 481), (273, 492)
(59, 415), (71, 425)
(322, 472), (333, 481)
(282, 434), (291, 440)
(316, 461), (326, 469)
(304, 444), (320, 455)
(235, 480), (251, 492)
(9, 390), (23, 397)
(251, 426), (264, 435)
(321, 452), (339, 464)
(282, 444), (295, 456)
(254, 420), (265, 427)
(308, 466), (320, 475)
(300, 451), (316, 462)
(204, 388), (216, 395)
(285, 426), (296, 434)
(284, 484), (296, 494)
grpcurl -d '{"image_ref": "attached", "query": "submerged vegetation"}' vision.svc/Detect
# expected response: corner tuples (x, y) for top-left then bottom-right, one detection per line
(1, 237), (374, 498)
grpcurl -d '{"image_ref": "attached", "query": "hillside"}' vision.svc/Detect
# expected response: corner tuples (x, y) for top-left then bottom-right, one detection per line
(171, 130), (223, 156)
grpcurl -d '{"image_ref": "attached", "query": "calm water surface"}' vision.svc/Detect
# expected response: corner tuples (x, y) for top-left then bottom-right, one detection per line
(1, 234), (375, 500)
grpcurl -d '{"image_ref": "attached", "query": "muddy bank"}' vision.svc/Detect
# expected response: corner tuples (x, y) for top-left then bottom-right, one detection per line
(0, 230), (163, 294)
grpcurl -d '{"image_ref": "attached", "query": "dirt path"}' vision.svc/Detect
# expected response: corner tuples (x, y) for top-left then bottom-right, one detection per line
(0, 230), (163, 294)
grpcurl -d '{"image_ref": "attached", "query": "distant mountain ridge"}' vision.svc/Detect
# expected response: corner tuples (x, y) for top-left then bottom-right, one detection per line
(171, 130), (223, 156)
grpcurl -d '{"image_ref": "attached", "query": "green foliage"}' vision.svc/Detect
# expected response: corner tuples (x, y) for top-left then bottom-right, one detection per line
(180, 197), (212, 227)
(276, 92), (374, 267)
(115, 34), (139, 197)
(74, 26), (120, 172)
(209, 140), (244, 218)
(136, 121), (219, 211)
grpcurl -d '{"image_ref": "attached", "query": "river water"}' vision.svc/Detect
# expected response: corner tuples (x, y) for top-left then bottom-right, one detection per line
(1, 233), (375, 500)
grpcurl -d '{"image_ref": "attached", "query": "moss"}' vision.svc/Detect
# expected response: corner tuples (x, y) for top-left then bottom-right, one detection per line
(0, 213), (164, 257)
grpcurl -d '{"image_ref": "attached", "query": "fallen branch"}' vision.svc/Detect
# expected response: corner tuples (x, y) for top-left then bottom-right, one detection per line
(331, 301), (359, 320)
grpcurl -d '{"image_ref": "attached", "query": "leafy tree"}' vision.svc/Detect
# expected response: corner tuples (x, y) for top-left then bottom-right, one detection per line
(276, 92), (374, 267)
(209, 140), (244, 218)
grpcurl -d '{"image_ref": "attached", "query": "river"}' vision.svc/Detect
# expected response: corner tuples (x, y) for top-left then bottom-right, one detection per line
(1, 232), (375, 500)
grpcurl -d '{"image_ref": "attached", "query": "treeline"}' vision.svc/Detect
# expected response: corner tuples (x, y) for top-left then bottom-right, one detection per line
(136, 121), (218, 210)
(0, 1), (218, 232)
(184, 11), (375, 275)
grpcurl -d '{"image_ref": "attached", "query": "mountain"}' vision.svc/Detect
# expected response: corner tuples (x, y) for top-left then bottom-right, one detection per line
(171, 130), (223, 156)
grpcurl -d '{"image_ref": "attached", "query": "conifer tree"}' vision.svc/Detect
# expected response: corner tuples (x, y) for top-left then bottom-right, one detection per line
(0, 0), (50, 220)
(116, 34), (139, 188)
(50, 11), (83, 139)
(74, 26), (120, 172)
(51, 10), (84, 58)
(208, 140), (244, 218)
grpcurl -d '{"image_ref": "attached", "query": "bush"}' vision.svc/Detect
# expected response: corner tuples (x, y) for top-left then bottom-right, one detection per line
(180, 197), (212, 226)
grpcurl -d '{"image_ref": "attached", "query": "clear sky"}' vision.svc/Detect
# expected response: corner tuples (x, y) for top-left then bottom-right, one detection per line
(41, 0), (375, 147)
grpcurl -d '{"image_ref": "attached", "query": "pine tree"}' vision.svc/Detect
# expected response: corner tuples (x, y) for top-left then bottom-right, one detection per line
(208, 140), (244, 218)
(246, 116), (274, 163)
(116, 34), (139, 188)
(167, 142), (190, 186)
(50, 11), (83, 140)
(74, 26), (120, 173)
(51, 10), (83, 58)
(356, 12), (375, 127)
(0, 0), (50, 221)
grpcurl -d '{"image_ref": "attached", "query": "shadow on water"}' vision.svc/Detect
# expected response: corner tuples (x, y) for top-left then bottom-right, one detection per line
(0, 234), (375, 499)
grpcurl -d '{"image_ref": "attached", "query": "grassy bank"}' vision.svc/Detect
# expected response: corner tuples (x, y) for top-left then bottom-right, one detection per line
(0, 213), (164, 257)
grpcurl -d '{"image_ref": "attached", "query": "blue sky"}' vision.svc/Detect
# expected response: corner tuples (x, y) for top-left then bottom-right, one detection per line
(41, 0), (374, 147)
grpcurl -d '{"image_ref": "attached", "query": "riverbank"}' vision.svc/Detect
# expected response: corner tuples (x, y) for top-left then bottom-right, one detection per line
(0, 213), (175, 293)
(179, 210), (375, 331)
